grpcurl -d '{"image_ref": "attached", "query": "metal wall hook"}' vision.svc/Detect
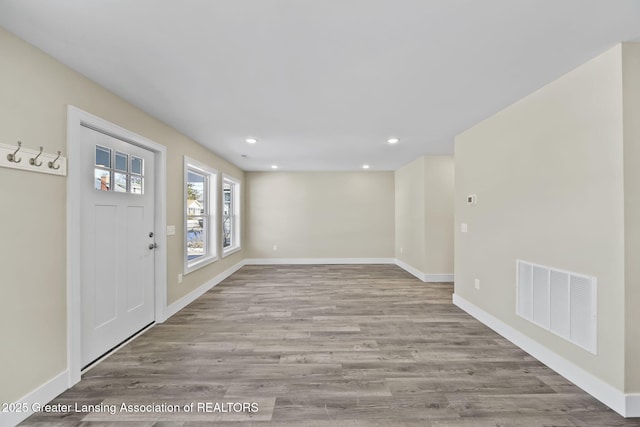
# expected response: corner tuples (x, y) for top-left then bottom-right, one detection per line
(29, 146), (44, 167)
(7, 141), (22, 163)
(48, 151), (61, 170)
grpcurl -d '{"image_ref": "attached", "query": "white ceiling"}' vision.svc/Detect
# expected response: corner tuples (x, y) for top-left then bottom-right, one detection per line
(1, 1), (639, 171)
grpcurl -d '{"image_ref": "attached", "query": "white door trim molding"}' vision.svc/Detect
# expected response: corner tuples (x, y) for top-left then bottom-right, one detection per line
(66, 106), (168, 387)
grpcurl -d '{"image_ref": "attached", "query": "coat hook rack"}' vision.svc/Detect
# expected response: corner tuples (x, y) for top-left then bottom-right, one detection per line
(7, 141), (22, 163)
(30, 146), (44, 167)
(48, 151), (61, 170)
(1, 141), (67, 176)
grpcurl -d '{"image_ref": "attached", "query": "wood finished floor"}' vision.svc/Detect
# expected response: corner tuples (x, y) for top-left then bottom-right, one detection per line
(22, 264), (639, 426)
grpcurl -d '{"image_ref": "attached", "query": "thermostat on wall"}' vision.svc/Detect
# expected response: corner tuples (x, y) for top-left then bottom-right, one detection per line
(467, 194), (477, 205)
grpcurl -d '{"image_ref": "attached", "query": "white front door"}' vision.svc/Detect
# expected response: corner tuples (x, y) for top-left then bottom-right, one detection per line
(80, 125), (156, 367)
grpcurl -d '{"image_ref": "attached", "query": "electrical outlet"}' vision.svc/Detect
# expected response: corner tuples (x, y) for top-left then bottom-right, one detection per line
(461, 223), (468, 233)
(273, 244), (278, 251)
(474, 278), (480, 290)
(178, 273), (183, 284)
(400, 247), (403, 254)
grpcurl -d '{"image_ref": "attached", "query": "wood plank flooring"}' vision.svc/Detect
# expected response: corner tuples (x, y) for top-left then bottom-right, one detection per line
(21, 264), (640, 426)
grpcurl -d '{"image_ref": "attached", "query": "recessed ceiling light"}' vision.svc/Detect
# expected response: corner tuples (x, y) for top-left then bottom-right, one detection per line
(387, 137), (399, 144)
(271, 165), (278, 169)
(362, 164), (370, 169)
(245, 138), (257, 144)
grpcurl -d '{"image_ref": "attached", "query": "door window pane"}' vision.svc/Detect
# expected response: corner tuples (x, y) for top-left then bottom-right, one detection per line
(114, 173), (128, 192)
(131, 156), (143, 175)
(130, 176), (143, 194)
(95, 146), (111, 168)
(115, 152), (128, 172)
(95, 169), (111, 191)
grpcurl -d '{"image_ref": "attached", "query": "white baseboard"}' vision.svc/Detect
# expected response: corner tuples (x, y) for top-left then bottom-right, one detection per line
(424, 274), (454, 282)
(244, 258), (396, 265)
(165, 260), (245, 319)
(0, 370), (68, 427)
(243, 258), (454, 285)
(627, 394), (640, 418)
(395, 259), (426, 281)
(452, 293), (636, 418)
(394, 259), (454, 282)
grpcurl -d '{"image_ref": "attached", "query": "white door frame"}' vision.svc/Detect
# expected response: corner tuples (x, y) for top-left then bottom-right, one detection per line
(66, 105), (168, 386)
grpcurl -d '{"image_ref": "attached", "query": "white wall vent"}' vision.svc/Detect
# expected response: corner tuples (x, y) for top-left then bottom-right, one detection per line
(516, 260), (597, 354)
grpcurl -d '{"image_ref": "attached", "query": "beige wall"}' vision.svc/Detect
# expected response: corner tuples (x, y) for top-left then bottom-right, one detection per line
(623, 43), (640, 393)
(0, 27), (244, 404)
(395, 156), (454, 275)
(395, 158), (426, 270)
(455, 45), (626, 390)
(424, 156), (454, 274)
(245, 172), (395, 259)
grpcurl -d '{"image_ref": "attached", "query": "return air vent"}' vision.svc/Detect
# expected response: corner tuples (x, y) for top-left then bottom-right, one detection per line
(516, 260), (597, 354)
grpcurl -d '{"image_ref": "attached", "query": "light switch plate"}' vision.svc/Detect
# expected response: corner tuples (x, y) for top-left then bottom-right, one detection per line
(461, 223), (468, 233)
(167, 225), (176, 236)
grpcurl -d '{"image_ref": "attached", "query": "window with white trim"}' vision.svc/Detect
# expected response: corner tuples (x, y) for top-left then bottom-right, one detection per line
(184, 157), (218, 273)
(222, 175), (241, 256)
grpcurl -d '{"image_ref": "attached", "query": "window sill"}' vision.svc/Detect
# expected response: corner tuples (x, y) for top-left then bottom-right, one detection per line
(184, 254), (218, 275)
(222, 246), (241, 258)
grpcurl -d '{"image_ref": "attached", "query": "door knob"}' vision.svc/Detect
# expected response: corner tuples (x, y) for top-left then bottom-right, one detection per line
(148, 243), (158, 250)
